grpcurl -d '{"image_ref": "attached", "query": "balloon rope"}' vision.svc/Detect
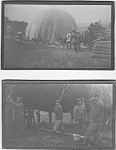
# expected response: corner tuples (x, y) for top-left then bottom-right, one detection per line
(61, 84), (72, 98)
(34, 84), (49, 102)
(6, 84), (16, 101)
(59, 85), (65, 101)
(38, 84), (50, 98)
(52, 86), (59, 99)
(59, 84), (70, 101)
(61, 101), (74, 114)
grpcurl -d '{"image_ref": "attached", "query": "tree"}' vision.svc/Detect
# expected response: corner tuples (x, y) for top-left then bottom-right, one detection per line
(4, 16), (28, 36)
(83, 20), (105, 47)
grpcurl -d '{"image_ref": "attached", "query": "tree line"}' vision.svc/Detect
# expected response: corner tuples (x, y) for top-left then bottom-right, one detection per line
(4, 16), (28, 35)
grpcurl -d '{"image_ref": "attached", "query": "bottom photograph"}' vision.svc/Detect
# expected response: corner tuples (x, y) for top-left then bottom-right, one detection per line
(2, 80), (115, 149)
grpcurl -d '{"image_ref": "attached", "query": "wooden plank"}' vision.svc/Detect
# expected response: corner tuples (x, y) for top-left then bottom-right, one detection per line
(93, 51), (111, 55)
(93, 48), (111, 51)
(95, 45), (111, 49)
(94, 41), (111, 44)
(91, 54), (111, 59)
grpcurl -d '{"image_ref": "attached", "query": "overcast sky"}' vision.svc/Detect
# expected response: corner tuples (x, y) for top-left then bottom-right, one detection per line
(5, 4), (111, 24)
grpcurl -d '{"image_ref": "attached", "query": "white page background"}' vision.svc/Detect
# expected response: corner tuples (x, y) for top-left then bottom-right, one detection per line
(0, 1), (115, 149)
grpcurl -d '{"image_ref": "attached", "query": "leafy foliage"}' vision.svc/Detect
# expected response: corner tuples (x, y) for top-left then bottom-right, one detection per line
(4, 17), (28, 35)
(83, 20), (107, 47)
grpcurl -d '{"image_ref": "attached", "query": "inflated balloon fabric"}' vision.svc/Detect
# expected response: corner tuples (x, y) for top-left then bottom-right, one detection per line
(25, 9), (78, 42)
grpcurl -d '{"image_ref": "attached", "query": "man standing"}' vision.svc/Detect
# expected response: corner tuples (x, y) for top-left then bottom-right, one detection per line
(71, 30), (78, 52)
(76, 32), (80, 51)
(70, 110), (74, 123)
(10, 97), (25, 131)
(80, 93), (104, 145)
(36, 110), (41, 123)
(5, 90), (13, 127)
(59, 37), (64, 50)
(6, 26), (14, 40)
(52, 100), (64, 135)
(48, 111), (52, 124)
(26, 108), (33, 129)
(31, 109), (35, 123)
(74, 98), (87, 135)
(66, 32), (71, 48)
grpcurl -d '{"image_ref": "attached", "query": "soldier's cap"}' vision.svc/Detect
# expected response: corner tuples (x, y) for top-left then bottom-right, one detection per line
(17, 97), (22, 102)
(72, 29), (76, 33)
(17, 97), (21, 100)
(90, 97), (96, 102)
(76, 98), (82, 101)
(56, 100), (60, 103)
(94, 93), (100, 97)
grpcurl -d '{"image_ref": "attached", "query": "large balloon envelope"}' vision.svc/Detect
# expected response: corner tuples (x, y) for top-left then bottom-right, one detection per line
(10, 84), (89, 112)
(25, 8), (78, 42)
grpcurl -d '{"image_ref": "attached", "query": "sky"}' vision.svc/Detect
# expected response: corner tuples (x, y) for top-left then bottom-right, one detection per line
(5, 4), (111, 24)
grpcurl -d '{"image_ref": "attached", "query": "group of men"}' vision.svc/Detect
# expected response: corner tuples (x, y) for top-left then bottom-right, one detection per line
(6, 26), (24, 41)
(24, 109), (41, 129)
(6, 91), (108, 144)
(59, 30), (81, 52)
(66, 30), (81, 52)
(52, 93), (105, 145)
(6, 93), (53, 131)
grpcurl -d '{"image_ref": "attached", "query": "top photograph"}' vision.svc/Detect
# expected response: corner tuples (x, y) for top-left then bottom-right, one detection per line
(1, 1), (114, 70)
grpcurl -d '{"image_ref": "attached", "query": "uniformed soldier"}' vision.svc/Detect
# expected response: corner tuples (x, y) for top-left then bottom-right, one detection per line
(71, 30), (78, 52)
(36, 110), (41, 123)
(52, 100), (64, 135)
(74, 98), (87, 135)
(48, 111), (52, 124)
(76, 32), (80, 51)
(66, 32), (71, 48)
(80, 93), (104, 145)
(10, 97), (25, 131)
(6, 26), (14, 39)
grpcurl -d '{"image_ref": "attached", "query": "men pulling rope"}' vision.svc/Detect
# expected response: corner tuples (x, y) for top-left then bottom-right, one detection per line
(79, 93), (104, 145)
(5, 84), (111, 146)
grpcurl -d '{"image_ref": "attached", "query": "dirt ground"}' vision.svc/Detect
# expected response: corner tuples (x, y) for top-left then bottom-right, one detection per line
(4, 122), (112, 149)
(3, 39), (111, 69)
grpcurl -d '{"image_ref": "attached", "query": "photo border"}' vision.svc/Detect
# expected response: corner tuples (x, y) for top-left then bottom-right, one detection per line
(2, 79), (115, 149)
(1, 1), (115, 70)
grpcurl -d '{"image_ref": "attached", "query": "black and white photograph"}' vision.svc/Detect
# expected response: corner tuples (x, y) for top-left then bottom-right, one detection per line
(2, 80), (115, 149)
(2, 1), (114, 70)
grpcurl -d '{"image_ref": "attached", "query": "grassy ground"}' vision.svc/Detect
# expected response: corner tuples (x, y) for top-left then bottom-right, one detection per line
(4, 123), (112, 149)
(4, 112), (112, 148)
(3, 39), (111, 69)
